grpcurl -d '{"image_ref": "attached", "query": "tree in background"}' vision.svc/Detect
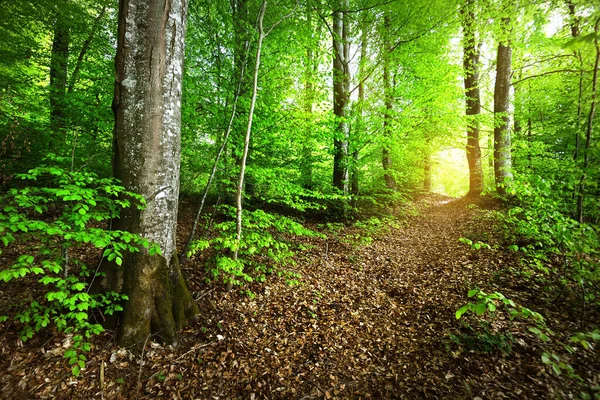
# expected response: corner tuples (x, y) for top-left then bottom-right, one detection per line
(493, 14), (513, 194)
(462, 0), (484, 196)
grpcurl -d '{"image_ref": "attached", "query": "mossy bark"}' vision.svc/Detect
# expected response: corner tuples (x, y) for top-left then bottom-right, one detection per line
(106, 0), (197, 350)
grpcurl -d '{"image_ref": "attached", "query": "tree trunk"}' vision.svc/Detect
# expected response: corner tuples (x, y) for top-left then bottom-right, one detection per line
(109, 0), (198, 350)
(423, 154), (432, 192)
(461, 0), (484, 196)
(493, 18), (513, 194)
(332, 0), (350, 193)
(49, 7), (69, 142)
(302, 0), (315, 190)
(576, 18), (600, 223)
(228, 0), (267, 291)
(382, 14), (396, 190)
(351, 11), (368, 197)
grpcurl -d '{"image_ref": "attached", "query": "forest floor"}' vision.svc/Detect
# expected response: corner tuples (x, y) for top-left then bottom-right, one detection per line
(1, 194), (599, 399)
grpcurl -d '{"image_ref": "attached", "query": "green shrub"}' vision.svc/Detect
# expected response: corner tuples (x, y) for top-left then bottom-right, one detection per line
(0, 159), (158, 376)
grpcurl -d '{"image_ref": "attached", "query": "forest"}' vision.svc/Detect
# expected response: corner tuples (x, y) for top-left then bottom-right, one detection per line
(0, 0), (599, 398)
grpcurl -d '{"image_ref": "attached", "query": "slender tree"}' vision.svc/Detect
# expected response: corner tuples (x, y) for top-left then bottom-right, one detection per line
(493, 17), (513, 194)
(108, 0), (198, 349)
(576, 18), (600, 223)
(462, 0), (484, 196)
(49, 5), (70, 141)
(332, 0), (350, 193)
(382, 14), (396, 190)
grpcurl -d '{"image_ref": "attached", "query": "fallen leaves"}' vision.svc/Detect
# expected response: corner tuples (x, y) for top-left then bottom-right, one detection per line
(0, 194), (598, 398)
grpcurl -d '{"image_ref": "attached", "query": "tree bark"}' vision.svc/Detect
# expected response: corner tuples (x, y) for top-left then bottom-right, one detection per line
(49, 7), (70, 141)
(228, 0), (267, 291)
(576, 18), (600, 223)
(493, 18), (513, 194)
(332, 0), (350, 193)
(461, 0), (484, 196)
(109, 0), (198, 349)
(302, 0), (315, 190)
(382, 14), (396, 190)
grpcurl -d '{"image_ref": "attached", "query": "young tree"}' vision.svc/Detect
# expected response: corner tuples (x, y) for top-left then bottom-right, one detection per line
(462, 0), (484, 196)
(109, 0), (198, 349)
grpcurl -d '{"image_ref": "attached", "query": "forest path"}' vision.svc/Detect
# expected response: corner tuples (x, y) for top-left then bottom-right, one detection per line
(170, 194), (541, 399)
(2, 195), (554, 400)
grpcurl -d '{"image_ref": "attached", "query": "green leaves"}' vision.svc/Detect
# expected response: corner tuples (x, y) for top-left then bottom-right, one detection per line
(0, 163), (156, 378)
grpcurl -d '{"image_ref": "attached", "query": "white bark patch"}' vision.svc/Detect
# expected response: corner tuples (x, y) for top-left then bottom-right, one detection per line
(117, 0), (189, 267)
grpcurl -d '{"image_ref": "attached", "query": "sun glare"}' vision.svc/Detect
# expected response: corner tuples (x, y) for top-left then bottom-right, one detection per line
(431, 147), (470, 197)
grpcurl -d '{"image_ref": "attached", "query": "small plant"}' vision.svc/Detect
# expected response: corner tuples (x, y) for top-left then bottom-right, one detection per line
(0, 158), (158, 376)
(449, 323), (514, 354)
(187, 207), (324, 286)
(458, 237), (491, 251)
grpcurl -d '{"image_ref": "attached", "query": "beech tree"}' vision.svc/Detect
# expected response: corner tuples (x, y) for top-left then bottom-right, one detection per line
(493, 16), (513, 194)
(108, 0), (198, 348)
(462, 0), (484, 196)
(332, 0), (350, 193)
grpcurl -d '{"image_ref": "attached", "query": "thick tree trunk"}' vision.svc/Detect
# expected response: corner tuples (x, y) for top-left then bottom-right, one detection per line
(461, 1), (484, 196)
(49, 8), (69, 141)
(109, 0), (198, 349)
(493, 19), (513, 194)
(382, 15), (396, 190)
(332, 0), (350, 193)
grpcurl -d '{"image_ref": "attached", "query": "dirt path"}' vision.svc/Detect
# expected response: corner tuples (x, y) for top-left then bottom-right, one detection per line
(0, 195), (589, 399)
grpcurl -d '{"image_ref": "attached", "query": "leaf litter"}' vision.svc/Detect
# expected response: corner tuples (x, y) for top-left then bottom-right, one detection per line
(1, 194), (599, 399)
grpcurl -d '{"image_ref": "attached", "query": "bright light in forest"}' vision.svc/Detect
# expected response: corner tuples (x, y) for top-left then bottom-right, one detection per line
(431, 147), (470, 197)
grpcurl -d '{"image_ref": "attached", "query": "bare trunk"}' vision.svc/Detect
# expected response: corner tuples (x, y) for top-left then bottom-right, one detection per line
(332, 0), (350, 193)
(109, 0), (197, 349)
(351, 12), (368, 197)
(302, 0), (315, 190)
(576, 18), (600, 223)
(228, 0), (266, 291)
(49, 8), (69, 142)
(68, 4), (107, 94)
(493, 18), (513, 194)
(423, 154), (432, 192)
(382, 14), (396, 190)
(181, 32), (250, 264)
(462, 1), (484, 196)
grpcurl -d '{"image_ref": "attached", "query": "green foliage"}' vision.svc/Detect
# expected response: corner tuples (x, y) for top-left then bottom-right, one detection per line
(0, 160), (157, 376)
(449, 324), (514, 354)
(458, 237), (492, 251)
(455, 289), (599, 381)
(187, 206), (324, 286)
(500, 174), (600, 307)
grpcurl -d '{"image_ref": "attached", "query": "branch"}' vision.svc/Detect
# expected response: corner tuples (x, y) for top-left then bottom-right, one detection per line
(512, 69), (584, 85)
(67, 3), (108, 93)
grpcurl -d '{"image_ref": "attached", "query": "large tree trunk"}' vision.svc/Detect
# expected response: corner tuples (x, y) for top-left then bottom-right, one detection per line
(332, 0), (350, 193)
(382, 14), (396, 190)
(49, 7), (69, 142)
(461, 1), (484, 196)
(109, 0), (198, 349)
(493, 18), (513, 194)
